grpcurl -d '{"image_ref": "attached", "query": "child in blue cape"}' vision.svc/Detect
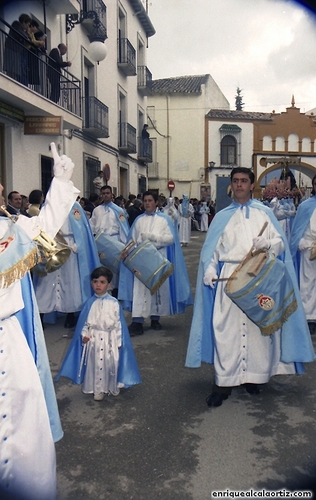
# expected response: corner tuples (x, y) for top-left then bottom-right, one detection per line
(55, 266), (141, 400)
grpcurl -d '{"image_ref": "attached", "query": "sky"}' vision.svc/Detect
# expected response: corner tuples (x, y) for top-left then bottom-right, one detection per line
(145, 0), (316, 114)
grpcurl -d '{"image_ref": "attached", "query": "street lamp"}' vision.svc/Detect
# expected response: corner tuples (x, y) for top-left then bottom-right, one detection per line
(208, 161), (216, 171)
(66, 9), (107, 63)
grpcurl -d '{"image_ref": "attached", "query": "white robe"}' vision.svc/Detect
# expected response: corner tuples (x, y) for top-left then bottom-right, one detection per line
(178, 203), (194, 244)
(208, 206), (295, 387)
(298, 208), (316, 321)
(90, 204), (127, 289)
(35, 218), (82, 313)
(81, 295), (122, 395)
(130, 213), (174, 318)
(0, 178), (78, 500)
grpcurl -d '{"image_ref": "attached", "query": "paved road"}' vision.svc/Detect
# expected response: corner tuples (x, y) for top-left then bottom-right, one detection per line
(45, 231), (316, 499)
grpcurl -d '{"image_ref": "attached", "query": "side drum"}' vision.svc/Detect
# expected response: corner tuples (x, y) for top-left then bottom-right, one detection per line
(95, 231), (125, 274)
(123, 239), (174, 295)
(225, 251), (297, 335)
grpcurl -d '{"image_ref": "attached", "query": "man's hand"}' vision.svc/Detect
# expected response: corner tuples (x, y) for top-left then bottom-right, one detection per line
(252, 236), (270, 251)
(203, 265), (218, 288)
(51, 142), (74, 182)
(298, 238), (311, 251)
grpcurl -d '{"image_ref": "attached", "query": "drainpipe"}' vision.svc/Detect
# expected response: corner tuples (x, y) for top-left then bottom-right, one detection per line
(166, 95), (170, 181)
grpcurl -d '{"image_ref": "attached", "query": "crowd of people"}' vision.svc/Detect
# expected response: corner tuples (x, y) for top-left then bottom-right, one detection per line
(1, 152), (316, 498)
(3, 13), (71, 102)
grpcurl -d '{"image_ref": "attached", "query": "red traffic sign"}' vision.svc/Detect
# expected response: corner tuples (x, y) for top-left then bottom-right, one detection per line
(167, 180), (175, 191)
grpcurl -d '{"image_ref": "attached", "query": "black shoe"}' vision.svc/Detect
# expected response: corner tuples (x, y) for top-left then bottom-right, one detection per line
(151, 320), (162, 330)
(64, 313), (77, 328)
(128, 322), (144, 336)
(206, 392), (228, 407)
(243, 383), (260, 395)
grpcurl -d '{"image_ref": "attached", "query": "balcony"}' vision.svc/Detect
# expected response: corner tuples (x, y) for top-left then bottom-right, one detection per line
(83, 96), (109, 138)
(137, 66), (152, 95)
(118, 122), (136, 153)
(138, 137), (152, 163)
(117, 38), (136, 76)
(0, 18), (82, 129)
(66, 0), (107, 40)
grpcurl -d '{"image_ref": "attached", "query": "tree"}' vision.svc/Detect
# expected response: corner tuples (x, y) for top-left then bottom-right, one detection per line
(235, 87), (244, 110)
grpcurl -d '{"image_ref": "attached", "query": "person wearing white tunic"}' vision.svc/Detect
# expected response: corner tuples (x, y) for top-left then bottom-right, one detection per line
(34, 201), (100, 328)
(186, 167), (315, 408)
(81, 267), (122, 400)
(127, 191), (174, 334)
(290, 174), (316, 333)
(89, 185), (129, 295)
(162, 197), (179, 231)
(200, 201), (210, 232)
(0, 143), (79, 500)
(178, 194), (194, 246)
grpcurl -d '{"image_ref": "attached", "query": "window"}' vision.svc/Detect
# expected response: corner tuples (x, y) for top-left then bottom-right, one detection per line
(221, 135), (237, 165)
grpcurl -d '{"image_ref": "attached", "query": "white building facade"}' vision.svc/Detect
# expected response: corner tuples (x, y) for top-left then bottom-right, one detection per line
(147, 74), (229, 200)
(0, 0), (155, 200)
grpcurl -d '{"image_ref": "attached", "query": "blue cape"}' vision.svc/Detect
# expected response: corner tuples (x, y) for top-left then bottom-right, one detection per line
(118, 211), (193, 314)
(17, 273), (64, 442)
(104, 201), (129, 240)
(185, 199), (315, 372)
(289, 196), (316, 280)
(55, 293), (141, 387)
(69, 202), (101, 303)
(34, 202), (101, 323)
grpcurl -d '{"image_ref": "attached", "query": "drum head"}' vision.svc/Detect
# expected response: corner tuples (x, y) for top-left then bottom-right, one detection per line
(226, 252), (269, 294)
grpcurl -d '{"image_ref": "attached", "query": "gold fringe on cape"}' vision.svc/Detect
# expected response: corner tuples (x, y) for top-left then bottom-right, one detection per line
(0, 246), (38, 288)
(260, 299), (298, 336)
(149, 263), (174, 295)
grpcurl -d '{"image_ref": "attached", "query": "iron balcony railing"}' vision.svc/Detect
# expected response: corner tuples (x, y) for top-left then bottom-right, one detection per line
(117, 38), (136, 76)
(138, 137), (152, 163)
(0, 17), (81, 117)
(66, 0), (107, 39)
(118, 122), (136, 153)
(83, 96), (109, 137)
(137, 66), (152, 95)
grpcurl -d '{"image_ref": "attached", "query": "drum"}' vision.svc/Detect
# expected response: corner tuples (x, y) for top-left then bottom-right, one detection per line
(95, 231), (125, 274)
(225, 251), (297, 336)
(123, 239), (174, 295)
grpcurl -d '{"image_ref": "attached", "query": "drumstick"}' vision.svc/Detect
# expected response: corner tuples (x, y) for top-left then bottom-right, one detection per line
(212, 277), (237, 282)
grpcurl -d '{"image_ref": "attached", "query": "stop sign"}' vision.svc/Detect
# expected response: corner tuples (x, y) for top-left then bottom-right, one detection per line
(167, 180), (175, 191)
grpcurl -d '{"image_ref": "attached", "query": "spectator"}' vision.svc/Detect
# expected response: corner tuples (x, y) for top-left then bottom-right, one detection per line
(20, 194), (30, 215)
(4, 13), (31, 85)
(125, 194), (136, 209)
(28, 20), (46, 86)
(28, 189), (44, 216)
(126, 198), (143, 227)
(93, 170), (104, 193)
(141, 124), (150, 157)
(47, 43), (71, 103)
(6, 190), (22, 216)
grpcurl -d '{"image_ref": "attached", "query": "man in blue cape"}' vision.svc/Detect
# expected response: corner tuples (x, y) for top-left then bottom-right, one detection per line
(119, 191), (193, 335)
(289, 173), (316, 333)
(186, 167), (314, 408)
